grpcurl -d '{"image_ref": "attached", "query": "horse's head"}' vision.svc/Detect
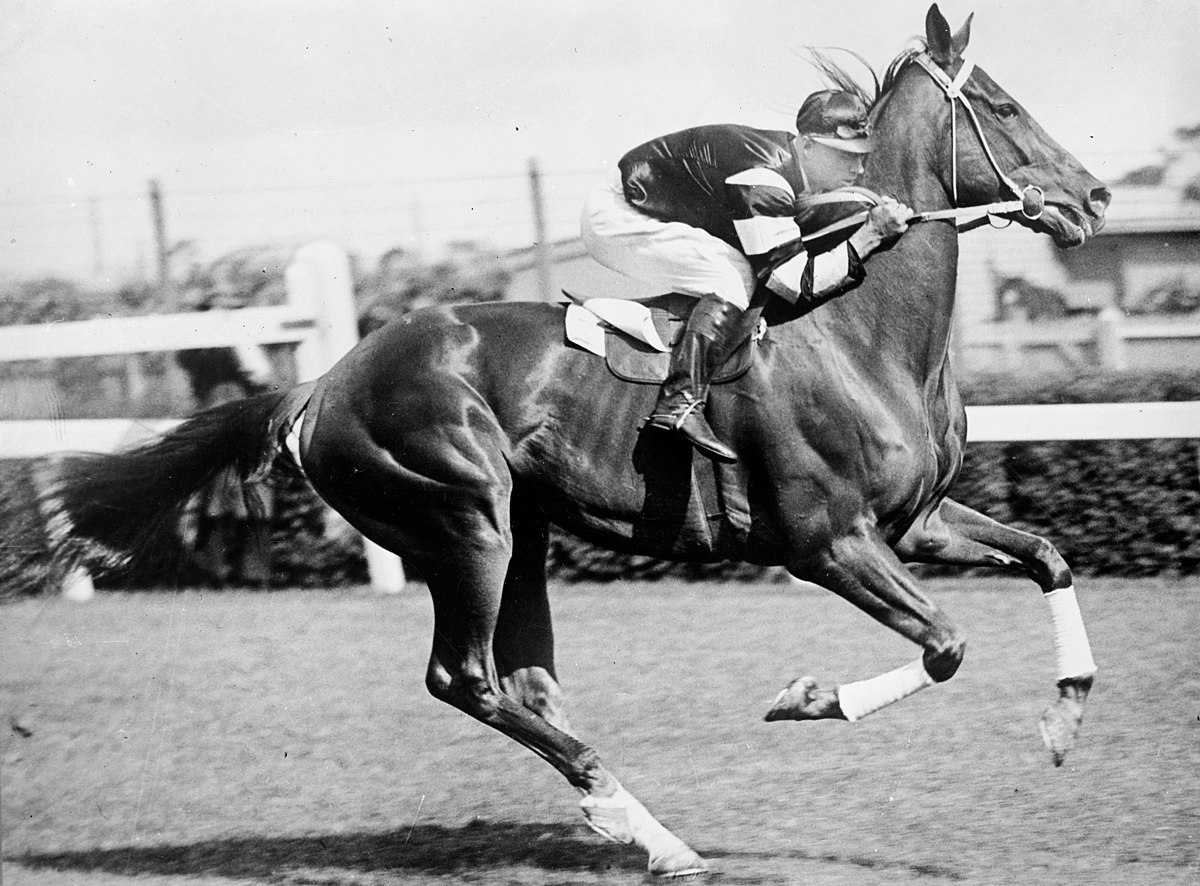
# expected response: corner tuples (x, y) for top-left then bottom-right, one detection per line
(875, 5), (1110, 248)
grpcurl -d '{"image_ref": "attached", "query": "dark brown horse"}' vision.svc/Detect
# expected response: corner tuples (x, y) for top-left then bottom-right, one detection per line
(50, 6), (1109, 876)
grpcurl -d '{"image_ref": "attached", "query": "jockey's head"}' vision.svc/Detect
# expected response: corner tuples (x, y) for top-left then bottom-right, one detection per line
(795, 90), (872, 192)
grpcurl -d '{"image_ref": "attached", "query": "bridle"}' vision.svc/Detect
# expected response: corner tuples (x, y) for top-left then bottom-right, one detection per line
(797, 50), (1045, 245)
(908, 51), (1044, 224)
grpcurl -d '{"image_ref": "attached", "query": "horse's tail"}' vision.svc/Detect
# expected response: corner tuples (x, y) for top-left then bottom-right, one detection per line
(44, 380), (316, 573)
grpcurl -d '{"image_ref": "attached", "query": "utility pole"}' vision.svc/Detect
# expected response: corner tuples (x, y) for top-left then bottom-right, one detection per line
(148, 178), (173, 304)
(527, 158), (554, 303)
(88, 196), (104, 279)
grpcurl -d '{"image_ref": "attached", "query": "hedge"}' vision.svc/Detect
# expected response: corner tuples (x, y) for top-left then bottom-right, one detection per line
(1, 370), (1197, 597)
(551, 370), (1200, 582)
(946, 371), (1200, 577)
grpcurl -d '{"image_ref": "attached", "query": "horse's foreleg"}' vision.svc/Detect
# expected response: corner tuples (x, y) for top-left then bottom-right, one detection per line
(896, 497), (1096, 765)
(767, 526), (964, 723)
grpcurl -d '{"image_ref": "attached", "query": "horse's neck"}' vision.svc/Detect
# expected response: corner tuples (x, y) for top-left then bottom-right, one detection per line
(820, 200), (958, 383)
(837, 145), (960, 382)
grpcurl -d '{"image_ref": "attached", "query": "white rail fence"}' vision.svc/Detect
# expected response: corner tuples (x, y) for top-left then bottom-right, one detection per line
(0, 241), (405, 598)
(962, 308), (1200, 372)
(966, 401), (1200, 440)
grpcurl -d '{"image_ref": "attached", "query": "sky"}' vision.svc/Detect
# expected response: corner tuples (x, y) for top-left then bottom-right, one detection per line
(3, 0), (1199, 281)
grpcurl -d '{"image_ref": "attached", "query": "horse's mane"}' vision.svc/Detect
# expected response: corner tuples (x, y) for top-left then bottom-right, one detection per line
(804, 47), (879, 107)
(804, 41), (928, 118)
(880, 45), (926, 96)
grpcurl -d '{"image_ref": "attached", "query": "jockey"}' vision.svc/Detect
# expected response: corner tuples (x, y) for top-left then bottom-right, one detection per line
(581, 89), (913, 462)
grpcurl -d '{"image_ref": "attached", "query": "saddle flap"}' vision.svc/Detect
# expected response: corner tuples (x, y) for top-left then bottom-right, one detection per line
(604, 295), (762, 385)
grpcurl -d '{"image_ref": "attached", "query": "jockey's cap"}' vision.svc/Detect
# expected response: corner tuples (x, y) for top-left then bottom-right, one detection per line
(796, 90), (872, 154)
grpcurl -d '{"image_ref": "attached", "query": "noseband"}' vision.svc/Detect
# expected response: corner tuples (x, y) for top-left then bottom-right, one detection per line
(909, 52), (1044, 224)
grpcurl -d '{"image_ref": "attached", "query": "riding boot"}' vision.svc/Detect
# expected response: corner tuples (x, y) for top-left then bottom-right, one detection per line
(645, 294), (744, 463)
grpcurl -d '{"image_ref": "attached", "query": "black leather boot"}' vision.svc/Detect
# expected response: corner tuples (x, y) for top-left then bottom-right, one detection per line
(645, 295), (743, 463)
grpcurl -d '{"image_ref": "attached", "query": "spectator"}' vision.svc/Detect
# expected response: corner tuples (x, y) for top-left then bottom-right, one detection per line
(176, 290), (276, 587)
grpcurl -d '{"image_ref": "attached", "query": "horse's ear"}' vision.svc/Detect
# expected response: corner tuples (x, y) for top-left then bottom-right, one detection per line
(952, 13), (974, 57)
(925, 4), (962, 66)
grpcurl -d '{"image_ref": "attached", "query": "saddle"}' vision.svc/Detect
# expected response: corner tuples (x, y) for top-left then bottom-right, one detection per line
(562, 292), (761, 543)
(569, 293), (764, 385)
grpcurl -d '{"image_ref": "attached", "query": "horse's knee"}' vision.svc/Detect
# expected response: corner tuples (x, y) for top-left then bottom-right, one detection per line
(895, 508), (953, 559)
(1034, 538), (1073, 590)
(922, 634), (966, 683)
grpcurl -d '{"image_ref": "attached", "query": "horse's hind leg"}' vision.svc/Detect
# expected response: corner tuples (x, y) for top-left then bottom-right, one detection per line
(301, 376), (704, 875)
(493, 505), (572, 734)
(420, 518), (707, 877)
(490, 508), (708, 873)
(895, 497), (1096, 765)
(767, 525), (965, 724)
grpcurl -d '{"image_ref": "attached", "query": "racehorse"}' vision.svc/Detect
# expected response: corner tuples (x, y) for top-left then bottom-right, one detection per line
(48, 6), (1109, 877)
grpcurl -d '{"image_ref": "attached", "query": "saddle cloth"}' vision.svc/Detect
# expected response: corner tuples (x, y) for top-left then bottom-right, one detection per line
(563, 293), (763, 385)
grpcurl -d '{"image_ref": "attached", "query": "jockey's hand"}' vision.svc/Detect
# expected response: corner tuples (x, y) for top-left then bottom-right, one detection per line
(849, 196), (914, 258)
(870, 196), (914, 238)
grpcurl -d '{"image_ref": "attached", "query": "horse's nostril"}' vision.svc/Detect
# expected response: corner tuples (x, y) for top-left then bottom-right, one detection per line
(1089, 187), (1112, 215)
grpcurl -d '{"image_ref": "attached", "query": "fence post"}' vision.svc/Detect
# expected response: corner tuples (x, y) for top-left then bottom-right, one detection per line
(285, 242), (407, 595)
(286, 242), (360, 382)
(1001, 310), (1027, 372)
(61, 568), (96, 602)
(1095, 307), (1128, 370)
(528, 158), (554, 303)
(295, 241), (360, 374)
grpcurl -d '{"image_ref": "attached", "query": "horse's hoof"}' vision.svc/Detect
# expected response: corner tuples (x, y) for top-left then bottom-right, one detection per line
(1038, 697), (1083, 767)
(649, 846), (709, 878)
(765, 676), (831, 721)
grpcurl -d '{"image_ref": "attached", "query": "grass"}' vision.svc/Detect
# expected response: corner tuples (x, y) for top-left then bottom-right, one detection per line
(2, 577), (1198, 885)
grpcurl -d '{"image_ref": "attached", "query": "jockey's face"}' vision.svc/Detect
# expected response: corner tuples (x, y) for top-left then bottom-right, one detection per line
(799, 137), (867, 192)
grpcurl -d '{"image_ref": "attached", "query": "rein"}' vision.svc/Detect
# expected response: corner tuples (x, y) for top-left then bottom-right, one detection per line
(908, 51), (1044, 224)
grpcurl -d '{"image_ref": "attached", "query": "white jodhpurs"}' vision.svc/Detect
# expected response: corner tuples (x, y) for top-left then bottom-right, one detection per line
(580, 169), (756, 310)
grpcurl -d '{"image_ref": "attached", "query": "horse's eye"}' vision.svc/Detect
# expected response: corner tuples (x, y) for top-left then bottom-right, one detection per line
(996, 103), (1019, 120)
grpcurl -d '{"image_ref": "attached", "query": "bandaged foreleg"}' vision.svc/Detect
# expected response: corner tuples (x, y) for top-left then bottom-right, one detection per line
(837, 657), (935, 722)
(1044, 586), (1096, 680)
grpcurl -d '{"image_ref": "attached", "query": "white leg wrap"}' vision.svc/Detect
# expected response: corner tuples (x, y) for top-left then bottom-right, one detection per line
(1045, 586), (1097, 680)
(837, 657), (935, 722)
(580, 787), (692, 863)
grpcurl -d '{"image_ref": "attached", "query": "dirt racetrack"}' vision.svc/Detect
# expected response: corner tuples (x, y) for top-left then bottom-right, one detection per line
(3, 577), (1197, 885)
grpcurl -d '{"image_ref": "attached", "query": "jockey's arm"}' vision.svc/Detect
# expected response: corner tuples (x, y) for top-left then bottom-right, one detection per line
(726, 169), (867, 305)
